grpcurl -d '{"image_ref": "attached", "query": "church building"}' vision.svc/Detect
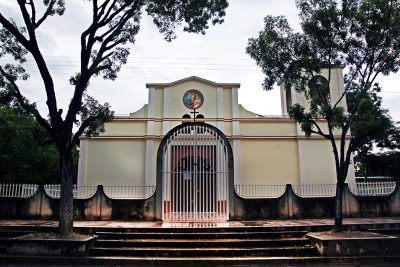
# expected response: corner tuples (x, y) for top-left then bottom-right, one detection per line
(77, 67), (354, 221)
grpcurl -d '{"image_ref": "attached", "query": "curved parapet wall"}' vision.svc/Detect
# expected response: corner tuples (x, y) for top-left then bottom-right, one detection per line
(347, 181), (397, 197)
(0, 182), (399, 220)
(103, 185), (155, 199)
(234, 184), (287, 199)
(292, 184), (336, 198)
(43, 184), (98, 200)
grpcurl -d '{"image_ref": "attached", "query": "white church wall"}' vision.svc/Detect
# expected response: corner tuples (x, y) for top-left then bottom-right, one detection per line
(239, 120), (297, 137)
(297, 139), (337, 184)
(77, 75), (356, 188)
(163, 81), (218, 119)
(239, 139), (300, 185)
(153, 88), (164, 118)
(298, 138), (356, 184)
(223, 88), (233, 119)
(239, 105), (258, 118)
(84, 140), (146, 185)
(129, 104), (148, 118)
(224, 122), (232, 136)
(103, 120), (147, 136)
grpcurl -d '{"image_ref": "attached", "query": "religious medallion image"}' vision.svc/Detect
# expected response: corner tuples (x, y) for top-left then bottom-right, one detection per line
(183, 89), (204, 109)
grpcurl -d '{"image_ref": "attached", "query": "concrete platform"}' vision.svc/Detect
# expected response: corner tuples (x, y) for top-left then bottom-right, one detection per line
(1, 217), (400, 230)
(0, 218), (400, 266)
(307, 231), (400, 256)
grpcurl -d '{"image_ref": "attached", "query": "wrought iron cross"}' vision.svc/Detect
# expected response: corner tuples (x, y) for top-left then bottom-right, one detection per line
(190, 108), (198, 122)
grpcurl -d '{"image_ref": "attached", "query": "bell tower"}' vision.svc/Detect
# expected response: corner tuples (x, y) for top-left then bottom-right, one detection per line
(280, 66), (348, 116)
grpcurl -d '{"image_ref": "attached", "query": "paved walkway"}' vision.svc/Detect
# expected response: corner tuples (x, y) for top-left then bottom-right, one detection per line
(0, 217), (399, 229)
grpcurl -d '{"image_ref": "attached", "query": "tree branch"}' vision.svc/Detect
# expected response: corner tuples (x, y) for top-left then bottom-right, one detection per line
(91, 63), (111, 74)
(16, 0), (36, 42)
(98, 0), (134, 27)
(0, 66), (53, 138)
(98, 0), (117, 24)
(3, 1), (61, 139)
(0, 12), (30, 48)
(27, 0), (36, 26)
(70, 116), (96, 147)
(34, 0), (56, 29)
(67, 0), (140, 134)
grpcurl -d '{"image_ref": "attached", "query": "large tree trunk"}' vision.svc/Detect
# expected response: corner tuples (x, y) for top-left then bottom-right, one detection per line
(58, 148), (74, 235)
(334, 181), (344, 231)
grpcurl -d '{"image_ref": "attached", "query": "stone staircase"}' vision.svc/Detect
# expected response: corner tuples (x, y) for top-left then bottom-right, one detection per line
(1, 223), (400, 266)
(89, 227), (320, 258)
(0, 230), (33, 255)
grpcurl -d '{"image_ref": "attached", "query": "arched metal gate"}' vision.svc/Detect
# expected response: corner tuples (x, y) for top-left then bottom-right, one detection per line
(161, 123), (229, 222)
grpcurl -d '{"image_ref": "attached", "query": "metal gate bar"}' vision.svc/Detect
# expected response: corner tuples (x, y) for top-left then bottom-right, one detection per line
(162, 124), (228, 222)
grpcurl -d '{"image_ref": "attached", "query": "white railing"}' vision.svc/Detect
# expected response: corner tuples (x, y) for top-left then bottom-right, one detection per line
(292, 184), (337, 197)
(0, 184), (38, 198)
(103, 185), (155, 199)
(355, 176), (394, 181)
(2, 182), (397, 199)
(44, 184), (98, 199)
(349, 181), (397, 196)
(234, 182), (397, 198)
(234, 184), (287, 198)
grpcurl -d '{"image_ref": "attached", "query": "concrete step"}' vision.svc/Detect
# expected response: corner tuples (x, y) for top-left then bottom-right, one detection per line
(95, 230), (308, 240)
(4, 254), (400, 266)
(368, 228), (400, 237)
(91, 228), (318, 257)
(89, 245), (319, 257)
(0, 231), (35, 256)
(0, 230), (34, 238)
(78, 225), (332, 234)
(95, 237), (310, 248)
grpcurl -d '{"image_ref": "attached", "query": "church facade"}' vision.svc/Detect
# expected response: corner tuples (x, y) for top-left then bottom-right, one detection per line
(77, 67), (355, 221)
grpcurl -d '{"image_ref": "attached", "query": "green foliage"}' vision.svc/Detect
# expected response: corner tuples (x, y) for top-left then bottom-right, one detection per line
(0, 105), (58, 183)
(146, 0), (228, 41)
(0, 0), (229, 147)
(354, 152), (400, 180)
(79, 94), (114, 138)
(349, 85), (400, 178)
(350, 87), (400, 154)
(0, 1), (229, 234)
(247, 0), (400, 230)
(247, 0), (400, 157)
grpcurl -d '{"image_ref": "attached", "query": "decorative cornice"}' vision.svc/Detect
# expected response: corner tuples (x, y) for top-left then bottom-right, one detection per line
(111, 117), (297, 123)
(146, 76), (240, 88)
(80, 135), (351, 141)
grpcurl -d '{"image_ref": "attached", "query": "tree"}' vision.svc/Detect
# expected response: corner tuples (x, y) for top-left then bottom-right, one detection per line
(0, 104), (58, 184)
(355, 151), (400, 181)
(0, 93), (80, 184)
(246, 0), (400, 230)
(0, 0), (228, 235)
(349, 86), (400, 178)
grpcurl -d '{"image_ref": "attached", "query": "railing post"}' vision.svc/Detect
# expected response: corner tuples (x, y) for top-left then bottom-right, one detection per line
(286, 184), (293, 218)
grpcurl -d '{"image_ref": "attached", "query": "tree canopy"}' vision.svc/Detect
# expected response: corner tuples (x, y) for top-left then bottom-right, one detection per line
(0, 104), (58, 184)
(246, 0), (400, 230)
(355, 151), (400, 180)
(0, 0), (229, 235)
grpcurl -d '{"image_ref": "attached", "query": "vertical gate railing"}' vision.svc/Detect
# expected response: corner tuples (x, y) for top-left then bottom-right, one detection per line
(162, 124), (228, 222)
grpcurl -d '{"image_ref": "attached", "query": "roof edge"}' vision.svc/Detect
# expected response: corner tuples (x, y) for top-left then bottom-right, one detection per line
(146, 76), (240, 88)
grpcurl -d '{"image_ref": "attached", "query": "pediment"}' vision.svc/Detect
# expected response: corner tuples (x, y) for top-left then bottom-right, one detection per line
(146, 76), (240, 88)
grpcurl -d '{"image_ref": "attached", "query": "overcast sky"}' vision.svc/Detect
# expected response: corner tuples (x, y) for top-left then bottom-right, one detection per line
(1, 0), (399, 121)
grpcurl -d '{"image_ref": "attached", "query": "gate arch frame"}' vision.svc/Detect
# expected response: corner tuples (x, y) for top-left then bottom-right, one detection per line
(155, 122), (234, 221)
